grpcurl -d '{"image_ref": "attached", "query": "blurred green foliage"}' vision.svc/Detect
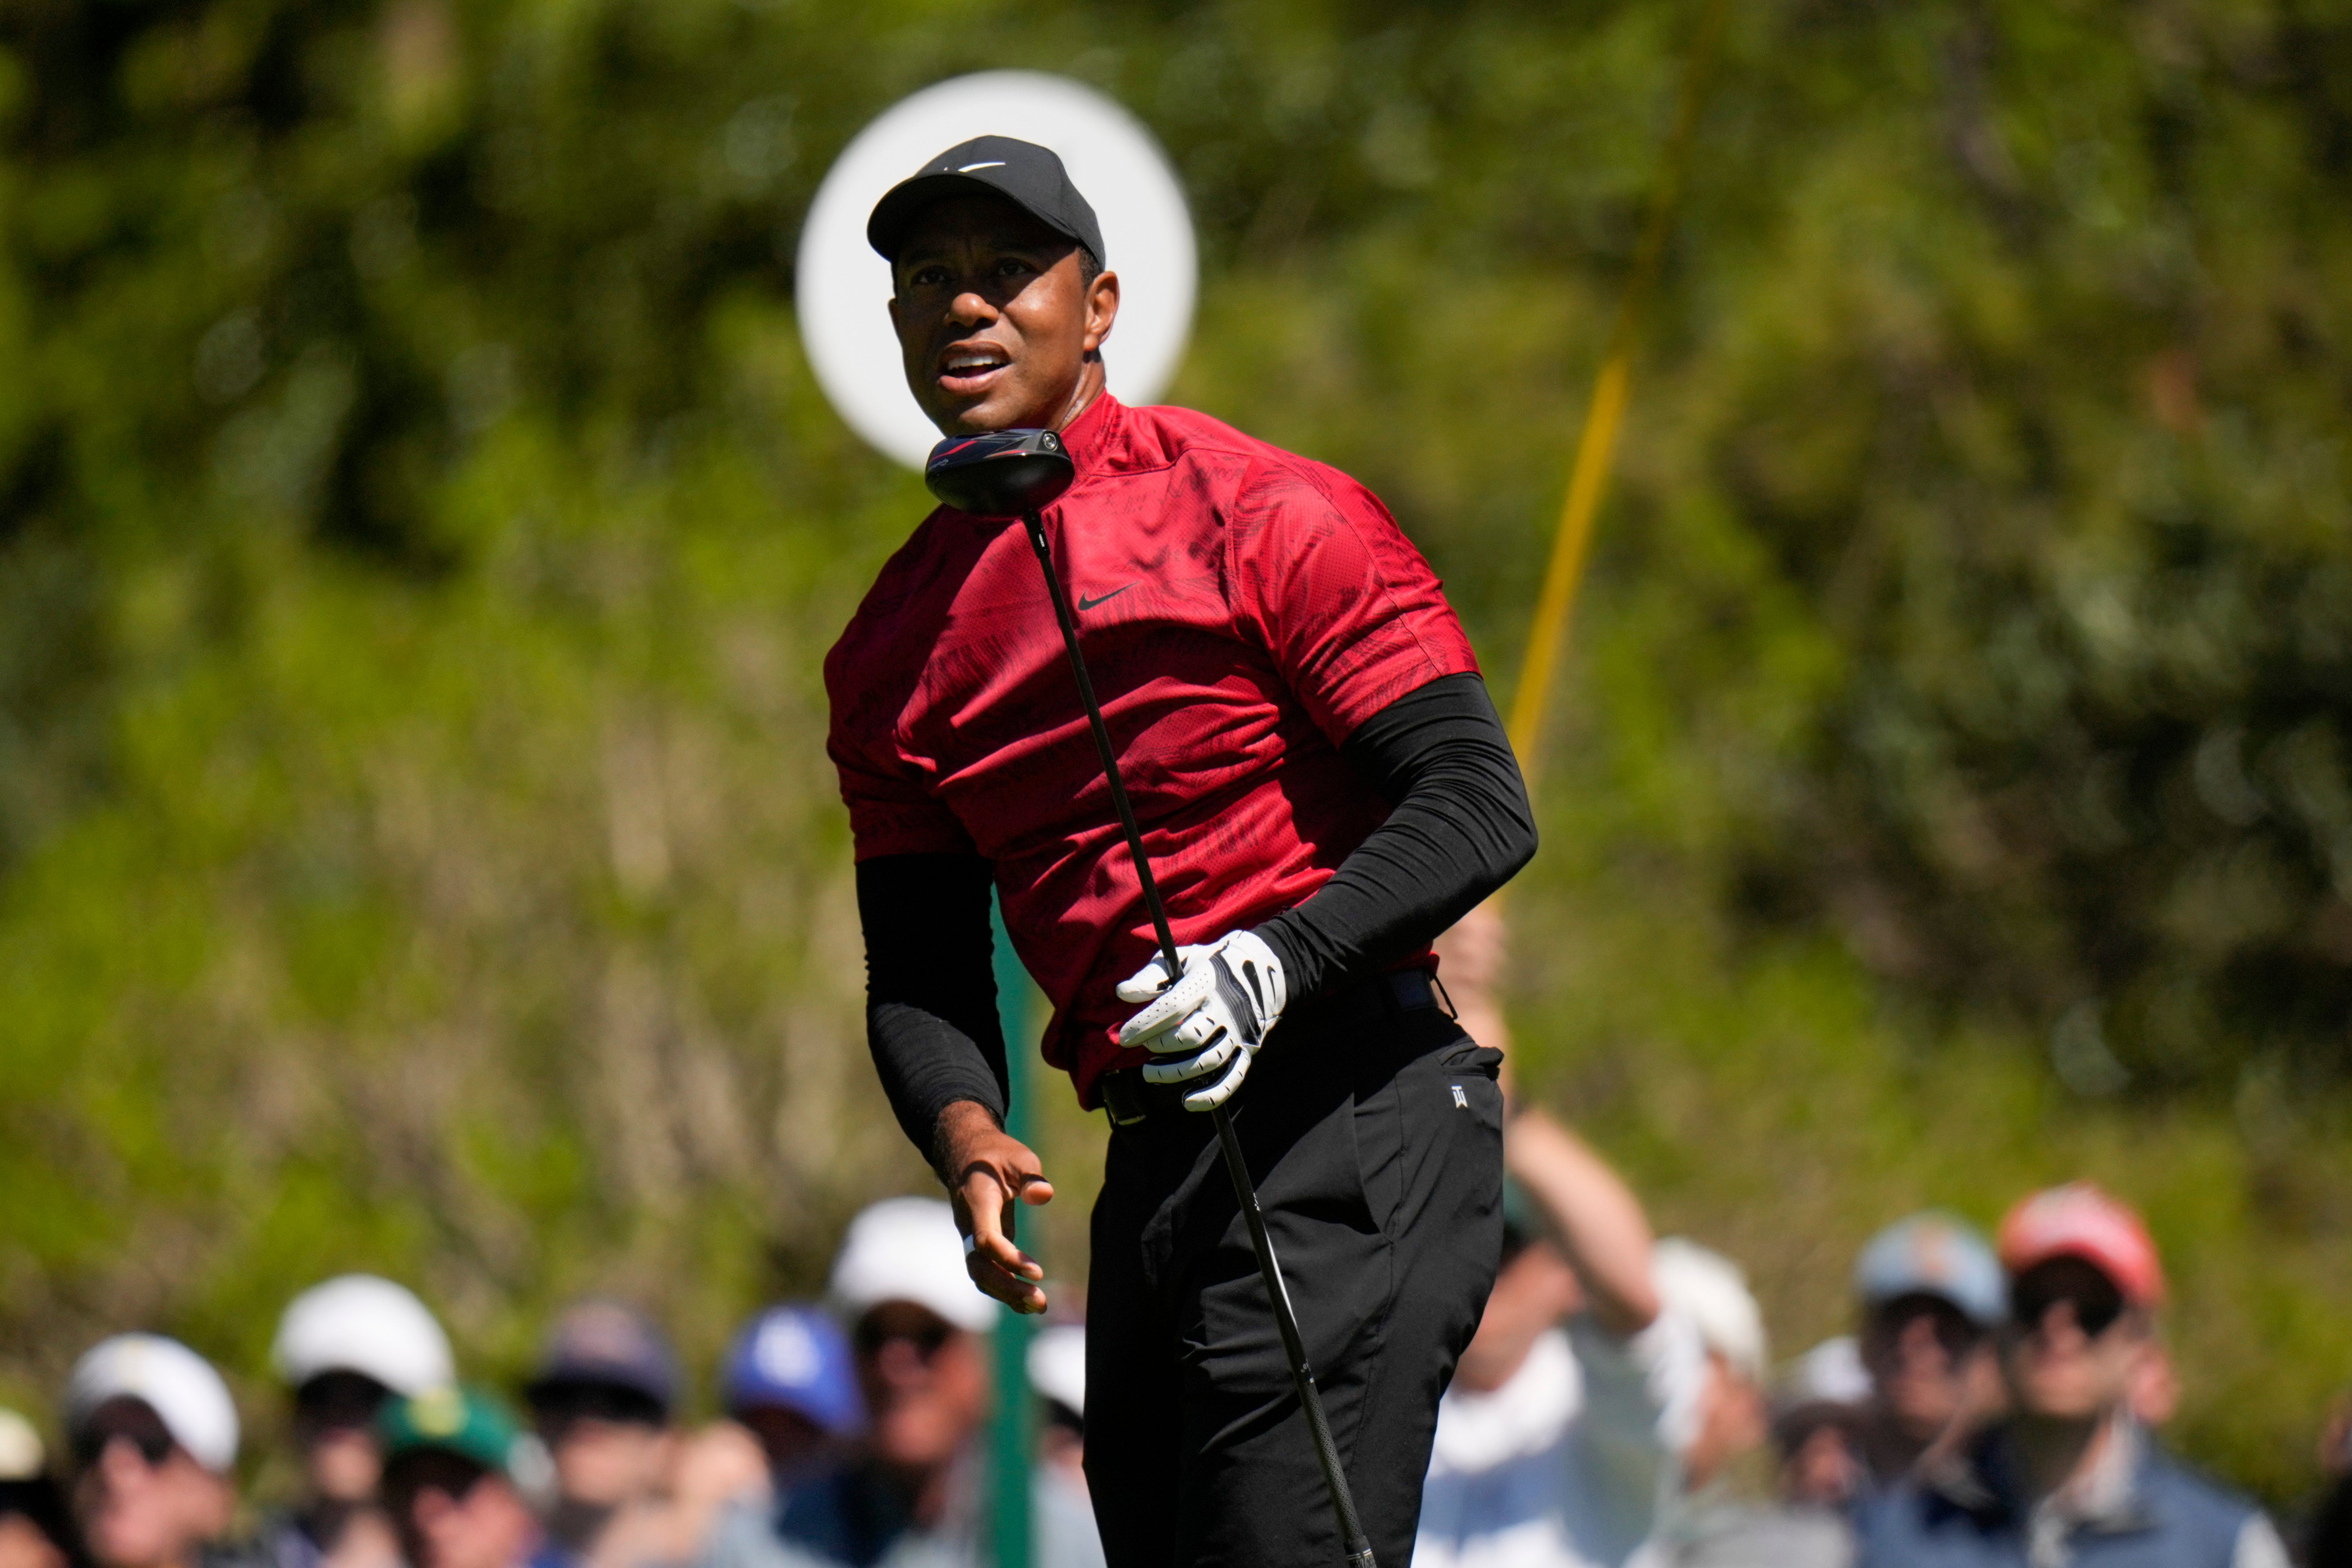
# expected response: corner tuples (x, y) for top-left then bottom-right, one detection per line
(3, 0), (2351, 1511)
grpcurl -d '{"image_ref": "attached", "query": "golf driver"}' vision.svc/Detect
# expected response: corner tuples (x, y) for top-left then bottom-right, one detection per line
(926, 427), (1378, 1568)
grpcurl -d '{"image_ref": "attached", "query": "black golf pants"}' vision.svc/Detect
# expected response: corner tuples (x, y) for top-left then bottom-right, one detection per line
(1084, 983), (1504, 1568)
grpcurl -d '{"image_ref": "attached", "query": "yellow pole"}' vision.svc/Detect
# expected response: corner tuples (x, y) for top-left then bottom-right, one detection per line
(1504, 0), (1729, 790)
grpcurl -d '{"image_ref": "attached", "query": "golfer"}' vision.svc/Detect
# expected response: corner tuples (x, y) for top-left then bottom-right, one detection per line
(825, 135), (1537, 1568)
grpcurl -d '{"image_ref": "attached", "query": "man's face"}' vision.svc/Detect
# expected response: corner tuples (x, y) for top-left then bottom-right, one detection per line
(2000, 1257), (2145, 1422)
(888, 195), (1119, 437)
(294, 1371), (393, 1503)
(853, 1302), (987, 1473)
(70, 1400), (233, 1568)
(530, 1384), (671, 1510)
(1779, 1417), (1864, 1509)
(413, 1475), (536, 1568)
(1861, 1293), (1986, 1439)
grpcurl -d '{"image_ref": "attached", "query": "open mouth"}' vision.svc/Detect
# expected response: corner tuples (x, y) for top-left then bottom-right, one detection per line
(938, 343), (1011, 395)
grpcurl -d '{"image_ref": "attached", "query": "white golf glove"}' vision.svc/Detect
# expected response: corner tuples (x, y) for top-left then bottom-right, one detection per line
(1114, 931), (1288, 1112)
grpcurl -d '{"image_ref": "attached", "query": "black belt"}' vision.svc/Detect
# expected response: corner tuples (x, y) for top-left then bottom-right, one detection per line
(1097, 967), (1451, 1128)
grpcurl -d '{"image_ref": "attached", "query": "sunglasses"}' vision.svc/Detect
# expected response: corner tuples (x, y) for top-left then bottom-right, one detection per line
(295, 1371), (392, 1430)
(2009, 1261), (2128, 1340)
(1870, 1294), (1985, 1359)
(71, 1427), (174, 1470)
(530, 1382), (665, 1428)
(853, 1317), (955, 1360)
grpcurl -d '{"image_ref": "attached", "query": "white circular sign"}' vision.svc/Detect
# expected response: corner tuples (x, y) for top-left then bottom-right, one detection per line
(796, 71), (1197, 469)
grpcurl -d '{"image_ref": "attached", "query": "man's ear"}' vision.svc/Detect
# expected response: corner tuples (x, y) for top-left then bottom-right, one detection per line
(1082, 269), (1120, 355)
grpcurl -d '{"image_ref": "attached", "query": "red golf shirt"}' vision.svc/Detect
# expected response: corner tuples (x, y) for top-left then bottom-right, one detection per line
(824, 393), (1479, 1104)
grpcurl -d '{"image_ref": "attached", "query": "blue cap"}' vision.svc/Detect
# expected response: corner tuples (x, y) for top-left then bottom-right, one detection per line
(721, 1306), (864, 1438)
(1853, 1212), (2004, 1326)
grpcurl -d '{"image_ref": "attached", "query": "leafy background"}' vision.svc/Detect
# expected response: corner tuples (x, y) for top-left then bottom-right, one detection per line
(4, 0), (2352, 1513)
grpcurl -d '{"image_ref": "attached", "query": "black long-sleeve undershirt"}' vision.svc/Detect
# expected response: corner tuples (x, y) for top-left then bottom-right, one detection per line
(857, 672), (1536, 1155)
(1253, 672), (1537, 997)
(856, 852), (1009, 1165)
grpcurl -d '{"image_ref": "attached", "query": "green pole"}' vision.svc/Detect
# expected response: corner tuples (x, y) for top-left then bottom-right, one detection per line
(987, 892), (1036, 1568)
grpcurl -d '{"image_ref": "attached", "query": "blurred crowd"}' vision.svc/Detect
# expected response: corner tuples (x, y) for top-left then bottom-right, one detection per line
(1420, 1117), (2302, 1568)
(0, 1126), (2346, 1568)
(0, 1198), (1099, 1568)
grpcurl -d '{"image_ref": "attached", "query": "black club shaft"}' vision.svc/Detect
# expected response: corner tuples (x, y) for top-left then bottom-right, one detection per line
(1019, 510), (1376, 1568)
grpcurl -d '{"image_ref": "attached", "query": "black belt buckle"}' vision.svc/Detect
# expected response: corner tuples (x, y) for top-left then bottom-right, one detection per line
(1100, 1069), (1151, 1128)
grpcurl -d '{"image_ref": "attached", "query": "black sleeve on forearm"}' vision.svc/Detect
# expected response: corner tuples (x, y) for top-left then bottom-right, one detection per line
(1253, 672), (1537, 1000)
(857, 852), (1007, 1164)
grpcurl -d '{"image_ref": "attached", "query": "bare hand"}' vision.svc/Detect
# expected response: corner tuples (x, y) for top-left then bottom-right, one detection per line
(936, 1101), (1054, 1313)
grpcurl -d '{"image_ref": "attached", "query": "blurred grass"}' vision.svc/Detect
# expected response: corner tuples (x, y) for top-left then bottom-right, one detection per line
(3, 0), (2352, 1513)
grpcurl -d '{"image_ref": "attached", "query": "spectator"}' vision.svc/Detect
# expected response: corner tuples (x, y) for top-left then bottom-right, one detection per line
(720, 1308), (864, 1492)
(1658, 1241), (1847, 1568)
(266, 1275), (457, 1568)
(521, 1303), (681, 1568)
(63, 1335), (252, 1568)
(1416, 1107), (1716, 1568)
(378, 1387), (541, 1568)
(1658, 1338), (1873, 1568)
(1026, 1326), (1087, 1501)
(2130, 1336), (2180, 1429)
(625, 1306), (865, 1568)
(1850, 1212), (2007, 1487)
(620, 1430), (766, 1568)
(1859, 1183), (2287, 1568)
(702, 1196), (1102, 1568)
(1771, 1339), (1873, 1512)
(0, 1409), (73, 1568)
(1656, 1240), (1771, 1499)
(549, 1299), (841, 1568)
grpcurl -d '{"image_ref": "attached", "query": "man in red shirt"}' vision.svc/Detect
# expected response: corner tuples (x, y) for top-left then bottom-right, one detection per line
(826, 136), (1537, 1568)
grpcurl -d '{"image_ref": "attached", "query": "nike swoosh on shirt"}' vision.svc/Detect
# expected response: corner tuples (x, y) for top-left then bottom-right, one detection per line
(1077, 585), (1136, 611)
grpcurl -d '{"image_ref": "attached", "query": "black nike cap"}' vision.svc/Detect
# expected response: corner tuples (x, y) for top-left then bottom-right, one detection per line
(866, 135), (1107, 270)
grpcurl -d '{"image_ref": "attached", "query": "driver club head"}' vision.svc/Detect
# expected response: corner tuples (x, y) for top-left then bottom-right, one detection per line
(923, 428), (1076, 520)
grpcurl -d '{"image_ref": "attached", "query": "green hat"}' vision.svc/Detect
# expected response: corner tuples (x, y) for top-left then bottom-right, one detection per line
(378, 1384), (520, 1475)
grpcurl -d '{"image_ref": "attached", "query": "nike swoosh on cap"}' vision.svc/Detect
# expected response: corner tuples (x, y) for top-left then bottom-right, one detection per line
(957, 161), (1007, 172)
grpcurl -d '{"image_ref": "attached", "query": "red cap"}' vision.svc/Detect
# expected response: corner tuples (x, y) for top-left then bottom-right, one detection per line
(1997, 1183), (2166, 1308)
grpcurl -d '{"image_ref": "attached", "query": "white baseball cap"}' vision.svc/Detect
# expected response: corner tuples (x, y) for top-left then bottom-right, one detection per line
(1781, 1335), (1871, 1408)
(272, 1275), (455, 1397)
(828, 1197), (997, 1335)
(65, 1335), (239, 1474)
(1027, 1324), (1085, 1416)
(1653, 1239), (1767, 1386)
